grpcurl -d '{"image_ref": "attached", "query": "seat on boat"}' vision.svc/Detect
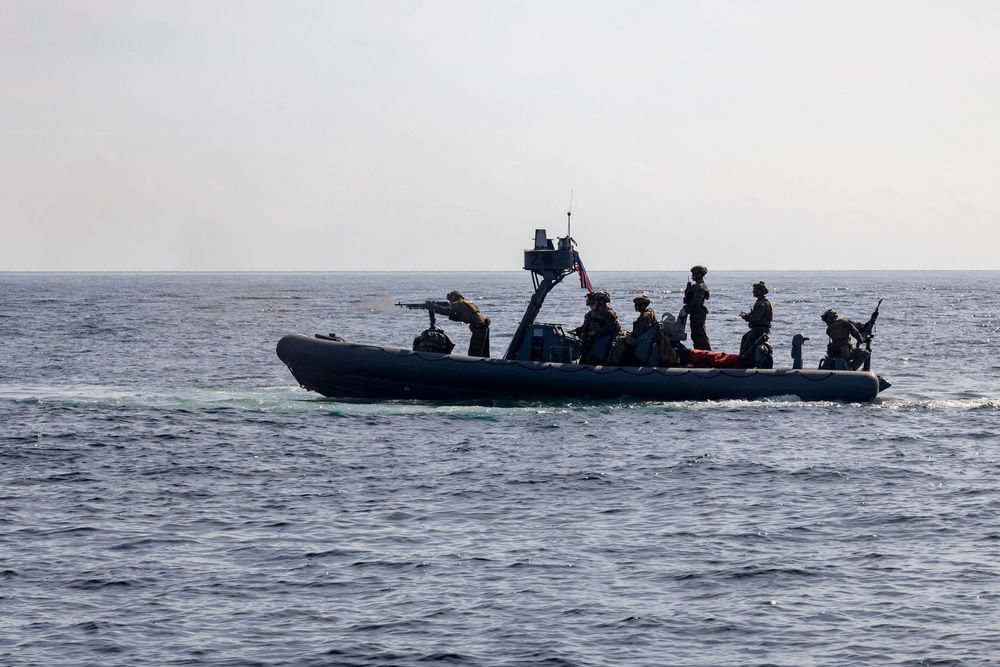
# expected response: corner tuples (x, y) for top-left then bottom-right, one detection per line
(632, 320), (662, 366)
(589, 330), (617, 365)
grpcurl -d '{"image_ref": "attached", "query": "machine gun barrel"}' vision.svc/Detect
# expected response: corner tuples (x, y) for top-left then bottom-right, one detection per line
(395, 301), (450, 329)
(395, 301), (449, 309)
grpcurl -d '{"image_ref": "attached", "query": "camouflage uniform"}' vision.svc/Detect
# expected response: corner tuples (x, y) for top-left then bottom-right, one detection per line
(571, 293), (599, 361)
(591, 302), (619, 339)
(609, 296), (656, 364)
(683, 266), (711, 350)
(581, 293), (619, 364)
(822, 309), (870, 371)
(739, 282), (773, 358)
(431, 291), (490, 357)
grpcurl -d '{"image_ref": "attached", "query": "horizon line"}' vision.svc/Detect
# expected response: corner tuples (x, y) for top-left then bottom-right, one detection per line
(2, 268), (997, 274)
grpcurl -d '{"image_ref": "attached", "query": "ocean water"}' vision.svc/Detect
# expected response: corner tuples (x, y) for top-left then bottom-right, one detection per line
(2, 270), (999, 667)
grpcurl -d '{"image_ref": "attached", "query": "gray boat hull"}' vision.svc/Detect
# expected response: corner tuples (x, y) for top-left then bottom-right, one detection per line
(277, 334), (887, 402)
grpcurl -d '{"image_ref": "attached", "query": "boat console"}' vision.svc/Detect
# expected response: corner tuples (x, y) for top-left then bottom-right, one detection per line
(511, 323), (582, 363)
(504, 229), (581, 361)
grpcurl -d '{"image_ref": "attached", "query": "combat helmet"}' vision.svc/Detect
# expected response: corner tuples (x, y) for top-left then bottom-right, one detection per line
(821, 309), (838, 322)
(753, 281), (768, 295)
(690, 265), (708, 276)
(594, 291), (611, 304)
(447, 290), (464, 302)
(633, 295), (650, 308)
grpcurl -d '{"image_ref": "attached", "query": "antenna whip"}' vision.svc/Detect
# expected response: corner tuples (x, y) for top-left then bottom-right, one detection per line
(567, 190), (573, 237)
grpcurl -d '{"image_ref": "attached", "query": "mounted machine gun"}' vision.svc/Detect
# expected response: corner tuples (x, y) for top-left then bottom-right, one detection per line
(395, 301), (450, 331)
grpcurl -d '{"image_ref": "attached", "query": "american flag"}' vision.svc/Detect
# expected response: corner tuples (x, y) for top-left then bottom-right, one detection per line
(574, 251), (594, 293)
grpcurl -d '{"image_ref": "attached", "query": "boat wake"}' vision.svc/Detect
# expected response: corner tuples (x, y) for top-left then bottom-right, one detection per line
(5, 383), (993, 416)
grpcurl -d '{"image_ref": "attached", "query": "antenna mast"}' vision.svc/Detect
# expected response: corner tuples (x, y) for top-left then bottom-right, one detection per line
(567, 190), (573, 237)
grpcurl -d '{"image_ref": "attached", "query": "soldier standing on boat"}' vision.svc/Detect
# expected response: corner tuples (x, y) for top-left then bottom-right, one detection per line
(609, 295), (657, 364)
(820, 309), (870, 370)
(682, 265), (711, 350)
(430, 291), (491, 357)
(739, 281), (773, 359)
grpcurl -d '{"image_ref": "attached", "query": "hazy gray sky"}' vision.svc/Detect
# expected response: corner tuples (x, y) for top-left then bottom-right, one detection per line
(2, 1), (998, 271)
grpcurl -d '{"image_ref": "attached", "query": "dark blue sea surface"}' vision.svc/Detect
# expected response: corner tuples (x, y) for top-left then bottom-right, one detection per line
(2, 271), (999, 666)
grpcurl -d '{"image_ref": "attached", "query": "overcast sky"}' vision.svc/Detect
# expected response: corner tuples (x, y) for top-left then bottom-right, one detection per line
(2, 1), (998, 271)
